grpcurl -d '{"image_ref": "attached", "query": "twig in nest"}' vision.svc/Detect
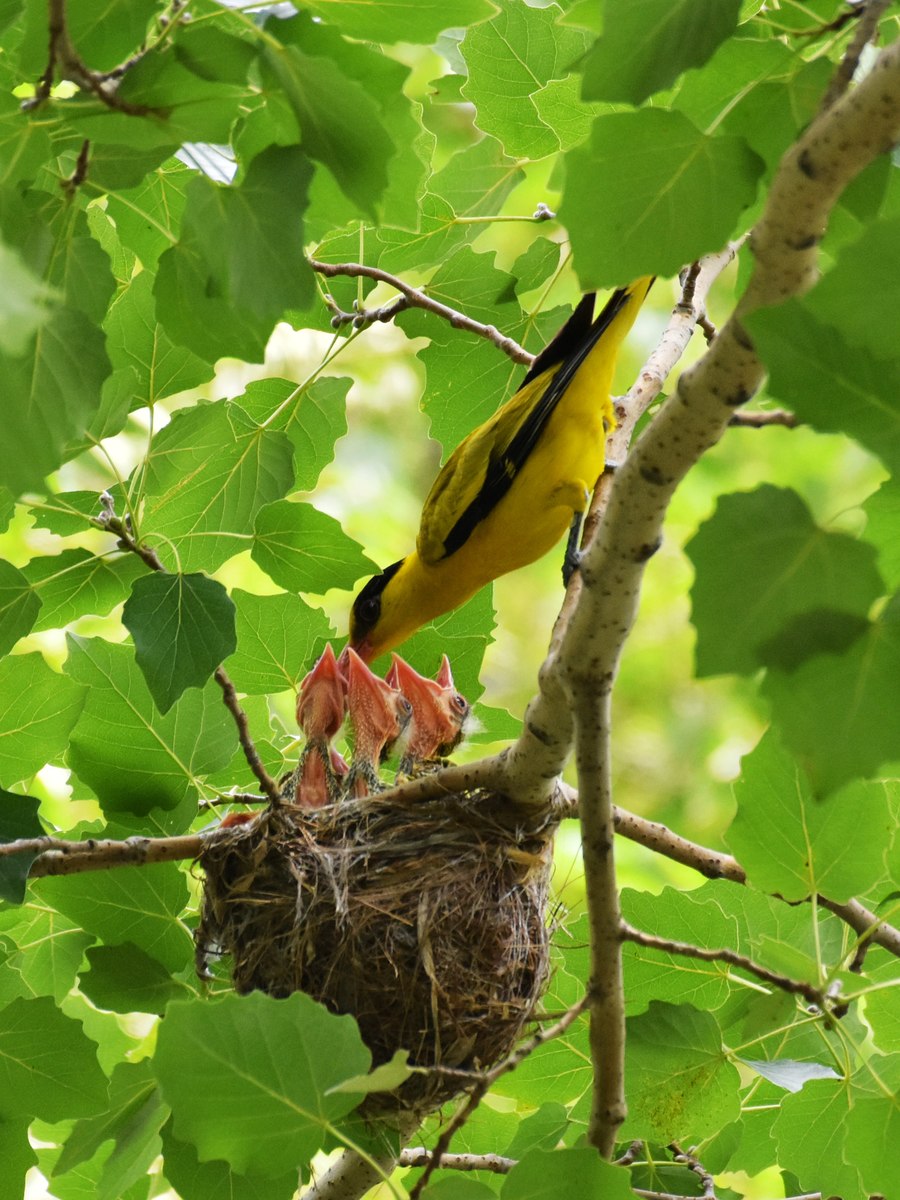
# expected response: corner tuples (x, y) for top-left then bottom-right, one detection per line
(407, 996), (588, 1199)
(308, 258), (534, 365)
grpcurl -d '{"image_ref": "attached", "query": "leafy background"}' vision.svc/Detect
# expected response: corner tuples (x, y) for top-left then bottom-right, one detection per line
(0, 0), (899, 1198)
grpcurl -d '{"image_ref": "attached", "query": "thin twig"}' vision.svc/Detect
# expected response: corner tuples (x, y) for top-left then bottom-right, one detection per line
(621, 923), (828, 1008)
(821, 0), (890, 110)
(308, 258), (533, 364)
(728, 409), (798, 428)
(668, 1142), (717, 1200)
(399, 1150), (515, 1174)
(406, 997), (589, 1200)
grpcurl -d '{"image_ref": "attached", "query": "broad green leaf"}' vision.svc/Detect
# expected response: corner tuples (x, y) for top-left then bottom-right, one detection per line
(0, 653), (86, 783)
(460, 1), (591, 160)
(624, 1002), (741, 1142)
(0, 791), (42, 905)
(845, 1089), (900, 1200)
(503, 1149), (634, 1200)
(155, 148), (314, 363)
(236, 375), (350, 492)
(160, 1119), (299, 1200)
(0, 559), (41, 655)
(122, 573), (237, 714)
(64, 635), (236, 814)
(263, 39), (393, 218)
(36, 864), (193, 974)
(504, 1104), (570, 1159)
(772, 1076), (863, 1200)
(105, 162), (192, 268)
(512, 238), (561, 297)
(140, 401), (296, 573)
(78, 943), (192, 1015)
(0, 905), (93, 1001)
(865, 960), (900, 1053)
(0, 1118), (35, 1200)
(226, 589), (333, 695)
(104, 270), (213, 412)
(429, 135), (524, 223)
(0, 996), (108, 1121)
(762, 592), (900, 795)
(0, 239), (55, 354)
(27, 489), (120, 537)
(728, 732), (896, 901)
(299, 0), (494, 43)
(864, 479), (900, 590)
(53, 1060), (168, 1200)
(0, 306), (112, 494)
(22, 549), (143, 632)
(330, 1050), (412, 1096)
(621, 886), (738, 1013)
(560, 109), (763, 287)
(252, 501), (377, 594)
(154, 991), (370, 1177)
(805, 218), (900, 358)
(0, 93), (52, 189)
(747, 300), (900, 475)
(686, 486), (883, 676)
(17, 0), (158, 75)
(581, 0), (741, 104)
(0, 488), (13, 534)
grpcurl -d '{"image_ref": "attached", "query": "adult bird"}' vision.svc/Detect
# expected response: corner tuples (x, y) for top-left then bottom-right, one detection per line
(349, 277), (654, 662)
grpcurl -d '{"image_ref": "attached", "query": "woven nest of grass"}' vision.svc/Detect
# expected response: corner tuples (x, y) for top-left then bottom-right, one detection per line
(196, 789), (557, 1115)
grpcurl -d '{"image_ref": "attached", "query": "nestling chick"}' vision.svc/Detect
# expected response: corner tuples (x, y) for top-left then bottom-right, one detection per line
(385, 654), (470, 777)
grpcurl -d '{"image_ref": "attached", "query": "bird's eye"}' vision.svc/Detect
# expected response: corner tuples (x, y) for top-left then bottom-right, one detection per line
(359, 596), (381, 625)
(451, 694), (468, 713)
(399, 697), (412, 715)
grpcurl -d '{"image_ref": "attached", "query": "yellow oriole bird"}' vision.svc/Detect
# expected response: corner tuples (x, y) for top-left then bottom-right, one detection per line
(349, 277), (654, 662)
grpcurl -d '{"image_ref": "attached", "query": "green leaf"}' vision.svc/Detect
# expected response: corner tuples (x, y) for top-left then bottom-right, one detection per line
(103, 270), (213, 413)
(140, 401), (296, 573)
(728, 732), (897, 902)
(252, 501), (377, 594)
(160, 1119), (300, 1200)
(53, 1060), (168, 1200)
(299, 0), (494, 43)
(460, 1), (591, 160)
(845, 1089), (900, 1200)
(154, 991), (370, 1177)
(581, 0), (741, 104)
(0, 239), (55, 354)
(0, 905), (93, 1001)
(805, 218), (900, 358)
(262, 41), (394, 218)
(78, 943), (193, 1015)
(502, 1148), (634, 1200)
(747, 300), (900, 475)
(226, 589), (333, 696)
(621, 886), (738, 1013)
(237, 376), (350, 492)
(560, 109), (763, 287)
(64, 635), (236, 814)
(624, 1001), (741, 1142)
(686, 486), (883, 676)
(22, 549), (144, 632)
(105, 162), (192, 268)
(0, 1118), (35, 1200)
(0, 653), (86, 784)
(122, 573), (236, 714)
(0, 559), (41, 655)
(330, 1050), (412, 1095)
(772, 1076), (864, 1200)
(504, 1104), (570, 1159)
(0, 791), (43, 905)
(0, 996), (108, 1121)
(36, 864), (193, 975)
(864, 478), (900, 590)
(512, 238), (561, 297)
(155, 148), (314, 363)
(0, 306), (112, 494)
(18, 0), (158, 74)
(762, 592), (900, 795)
(27, 490), (117, 537)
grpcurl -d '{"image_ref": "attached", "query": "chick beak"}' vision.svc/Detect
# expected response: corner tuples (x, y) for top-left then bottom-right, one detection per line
(296, 643), (346, 740)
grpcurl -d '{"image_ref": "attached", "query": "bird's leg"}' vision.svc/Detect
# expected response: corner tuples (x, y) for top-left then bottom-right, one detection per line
(562, 510), (584, 586)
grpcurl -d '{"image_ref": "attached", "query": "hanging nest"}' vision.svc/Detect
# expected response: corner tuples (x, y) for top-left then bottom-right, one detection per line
(196, 788), (557, 1116)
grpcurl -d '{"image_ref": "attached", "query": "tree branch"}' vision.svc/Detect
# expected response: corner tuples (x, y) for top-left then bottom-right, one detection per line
(406, 997), (588, 1200)
(620, 923), (827, 1008)
(400, 1150), (515, 1174)
(728, 408), (797, 428)
(308, 258), (534, 364)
